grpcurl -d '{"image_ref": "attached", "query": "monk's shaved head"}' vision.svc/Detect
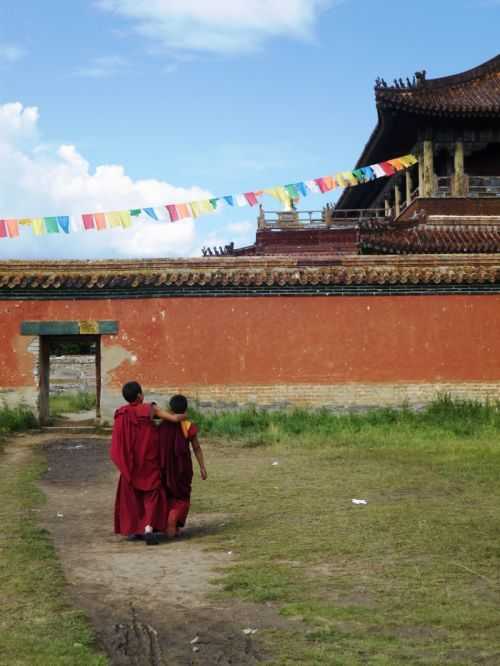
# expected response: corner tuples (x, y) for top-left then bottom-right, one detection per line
(122, 381), (143, 403)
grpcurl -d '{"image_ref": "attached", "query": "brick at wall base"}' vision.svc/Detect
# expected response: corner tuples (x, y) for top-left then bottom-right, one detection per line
(99, 382), (500, 419)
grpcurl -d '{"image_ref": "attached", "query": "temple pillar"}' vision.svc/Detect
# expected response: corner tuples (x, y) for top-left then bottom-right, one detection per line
(394, 182), (401, 217)
(452, 141), (466, 196)
(405, 170), (413, 207)
(422, 140), (435, 197)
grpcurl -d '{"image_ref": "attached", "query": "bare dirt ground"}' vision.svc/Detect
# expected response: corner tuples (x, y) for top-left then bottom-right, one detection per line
(37, 435), (291, 665)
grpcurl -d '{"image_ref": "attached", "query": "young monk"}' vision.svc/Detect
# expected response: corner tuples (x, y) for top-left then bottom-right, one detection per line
(110, 381), (186, 546)
(157, 394), (207, 538)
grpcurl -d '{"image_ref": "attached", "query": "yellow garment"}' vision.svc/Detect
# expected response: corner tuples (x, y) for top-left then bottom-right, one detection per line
(181, 420), (192, 439)
(31, 218), (45, 236)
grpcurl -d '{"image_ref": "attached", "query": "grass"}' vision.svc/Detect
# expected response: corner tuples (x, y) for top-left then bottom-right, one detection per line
(189, 396), (500, 664)
(0, 409), (106, 665)
(49, 391), (97, 416)
(0, 403), (37, 435)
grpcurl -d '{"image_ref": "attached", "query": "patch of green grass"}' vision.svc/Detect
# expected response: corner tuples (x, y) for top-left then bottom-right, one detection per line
(192, 396), (500, 664)
(0, 441), (107, 665)
(0, 403), (37, 435)
(49, 391), (97, 416)
(191, 394), (500, 450)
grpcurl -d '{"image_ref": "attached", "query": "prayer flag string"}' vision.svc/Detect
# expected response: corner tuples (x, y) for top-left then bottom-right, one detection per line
(0, 154), (417, 240)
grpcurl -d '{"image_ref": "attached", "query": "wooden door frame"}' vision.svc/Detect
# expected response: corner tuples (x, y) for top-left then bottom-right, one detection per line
(38, 334), (101, 425)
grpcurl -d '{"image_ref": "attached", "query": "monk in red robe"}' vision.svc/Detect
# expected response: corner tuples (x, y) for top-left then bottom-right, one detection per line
(110, 381), (186, 546)
(157, 394), (207, 538)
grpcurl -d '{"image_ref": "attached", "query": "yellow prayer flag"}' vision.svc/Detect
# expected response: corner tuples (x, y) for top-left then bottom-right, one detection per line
(19, 218), (33, 226)
(31, 218), (45, 236)
(190, 201), (202, 218)
(106, 212), (122, 228)
(119, 211), (131, 228)
(264, 187), (292, 210)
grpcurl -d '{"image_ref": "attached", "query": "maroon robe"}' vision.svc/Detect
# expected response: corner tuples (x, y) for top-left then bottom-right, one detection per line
(158, 420), (198, 529)
(110, 402), (168, 535)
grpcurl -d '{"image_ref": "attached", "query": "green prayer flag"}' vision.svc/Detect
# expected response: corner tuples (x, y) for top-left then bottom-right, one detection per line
(285, 184), (299, 199)
(209, 198), (219, 210)
(130, 209), (142, 216)
(44, 217), (59, 234)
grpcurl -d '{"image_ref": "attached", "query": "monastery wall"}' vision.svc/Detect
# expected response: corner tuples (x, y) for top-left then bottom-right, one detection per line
(1, 293), (500, 420)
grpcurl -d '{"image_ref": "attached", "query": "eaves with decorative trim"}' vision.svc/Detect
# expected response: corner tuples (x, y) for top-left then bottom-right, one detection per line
(1, 255), (500, 299)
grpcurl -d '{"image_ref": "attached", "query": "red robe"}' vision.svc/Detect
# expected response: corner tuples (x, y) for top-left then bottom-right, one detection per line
(158, 420), (198, 529)
(110, 402), (168, 535)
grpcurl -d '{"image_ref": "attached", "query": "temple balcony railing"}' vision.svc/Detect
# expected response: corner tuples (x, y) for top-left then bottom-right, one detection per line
(258, 208), (388, 230)
(434, 176), (500, 198)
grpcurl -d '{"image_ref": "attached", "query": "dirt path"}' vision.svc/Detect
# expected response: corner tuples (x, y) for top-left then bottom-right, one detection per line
(36, 435), (288, 665)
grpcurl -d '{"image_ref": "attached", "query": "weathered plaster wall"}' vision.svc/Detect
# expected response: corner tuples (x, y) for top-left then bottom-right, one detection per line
(1, 294), (500, 418)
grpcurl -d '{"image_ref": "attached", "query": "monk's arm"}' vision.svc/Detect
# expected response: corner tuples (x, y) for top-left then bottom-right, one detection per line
(151, 404), (186, 422)
(191, 436), (207, 480)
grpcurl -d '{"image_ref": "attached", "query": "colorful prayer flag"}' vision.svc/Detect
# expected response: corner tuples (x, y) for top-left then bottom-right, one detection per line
(82, 214), (95, 230)
(166, 204), (179, 222)
(224, 196), (234, 206)
(94, 213), (107, 231)
(32, 218), (45, 236)
(6, 219), (19, 238)
(244, 192), (259, 206)
(0, 220), (6, 238)
(144, 208), (158, 221)
(44, 217), (59, 234)
(57, 216), (70, 233)
(295, 182), (308, 197)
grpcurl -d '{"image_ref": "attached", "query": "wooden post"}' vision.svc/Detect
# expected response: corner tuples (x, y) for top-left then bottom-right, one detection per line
(394, 182), (401, 217)
(384, 198), (390, 216)
(452, 141), (465, 196)
(38, 336), (50, 426)
(422, 140), (434, 197)
(95, 336), (101, 420)
(406, 169), (413, 206)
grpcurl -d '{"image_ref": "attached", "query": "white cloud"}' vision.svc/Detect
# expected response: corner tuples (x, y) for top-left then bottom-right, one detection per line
(96, 0), (334, 54)
(0, 43), (26, 63)
(0, 101), (212, 259)
(75, 55), (127, 78)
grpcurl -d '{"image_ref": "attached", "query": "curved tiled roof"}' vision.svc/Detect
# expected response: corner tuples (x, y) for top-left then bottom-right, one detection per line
(361, 224), (500, 255)
(1, 256), (500, 292)
(376, 54), (500, 117)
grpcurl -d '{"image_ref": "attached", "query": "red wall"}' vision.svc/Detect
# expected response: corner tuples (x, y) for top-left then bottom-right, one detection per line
(1, 294), (500, 389)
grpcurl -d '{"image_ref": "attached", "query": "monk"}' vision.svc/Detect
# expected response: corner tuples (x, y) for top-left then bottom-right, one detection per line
(110, 381), (186, 546)
(157, 394), (207, 538)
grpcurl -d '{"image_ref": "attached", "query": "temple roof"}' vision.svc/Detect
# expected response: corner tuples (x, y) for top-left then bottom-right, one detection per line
(375, 54), (500, 118)
(1, 255), (500, 295)
(337, 54), (500, 210)
(360, 217), (500, 255)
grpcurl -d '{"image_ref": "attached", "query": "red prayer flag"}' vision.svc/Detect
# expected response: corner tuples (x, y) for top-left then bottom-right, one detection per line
(244, 192), (259, 206)
(379, 162), (396, 176)
(166, 205), (179, 222)
(0, 220), (6, 238)
(82, 214), (95, 230)
(94, 213), (106, 231)
(5, 219), (19, 237)
(315, 178), (329, 193)
(177, 204), (190, 219)
(323, 176), (335, 191)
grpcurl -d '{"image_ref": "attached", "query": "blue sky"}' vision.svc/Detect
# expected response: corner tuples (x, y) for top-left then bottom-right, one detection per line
(0, 0), (498, 260)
